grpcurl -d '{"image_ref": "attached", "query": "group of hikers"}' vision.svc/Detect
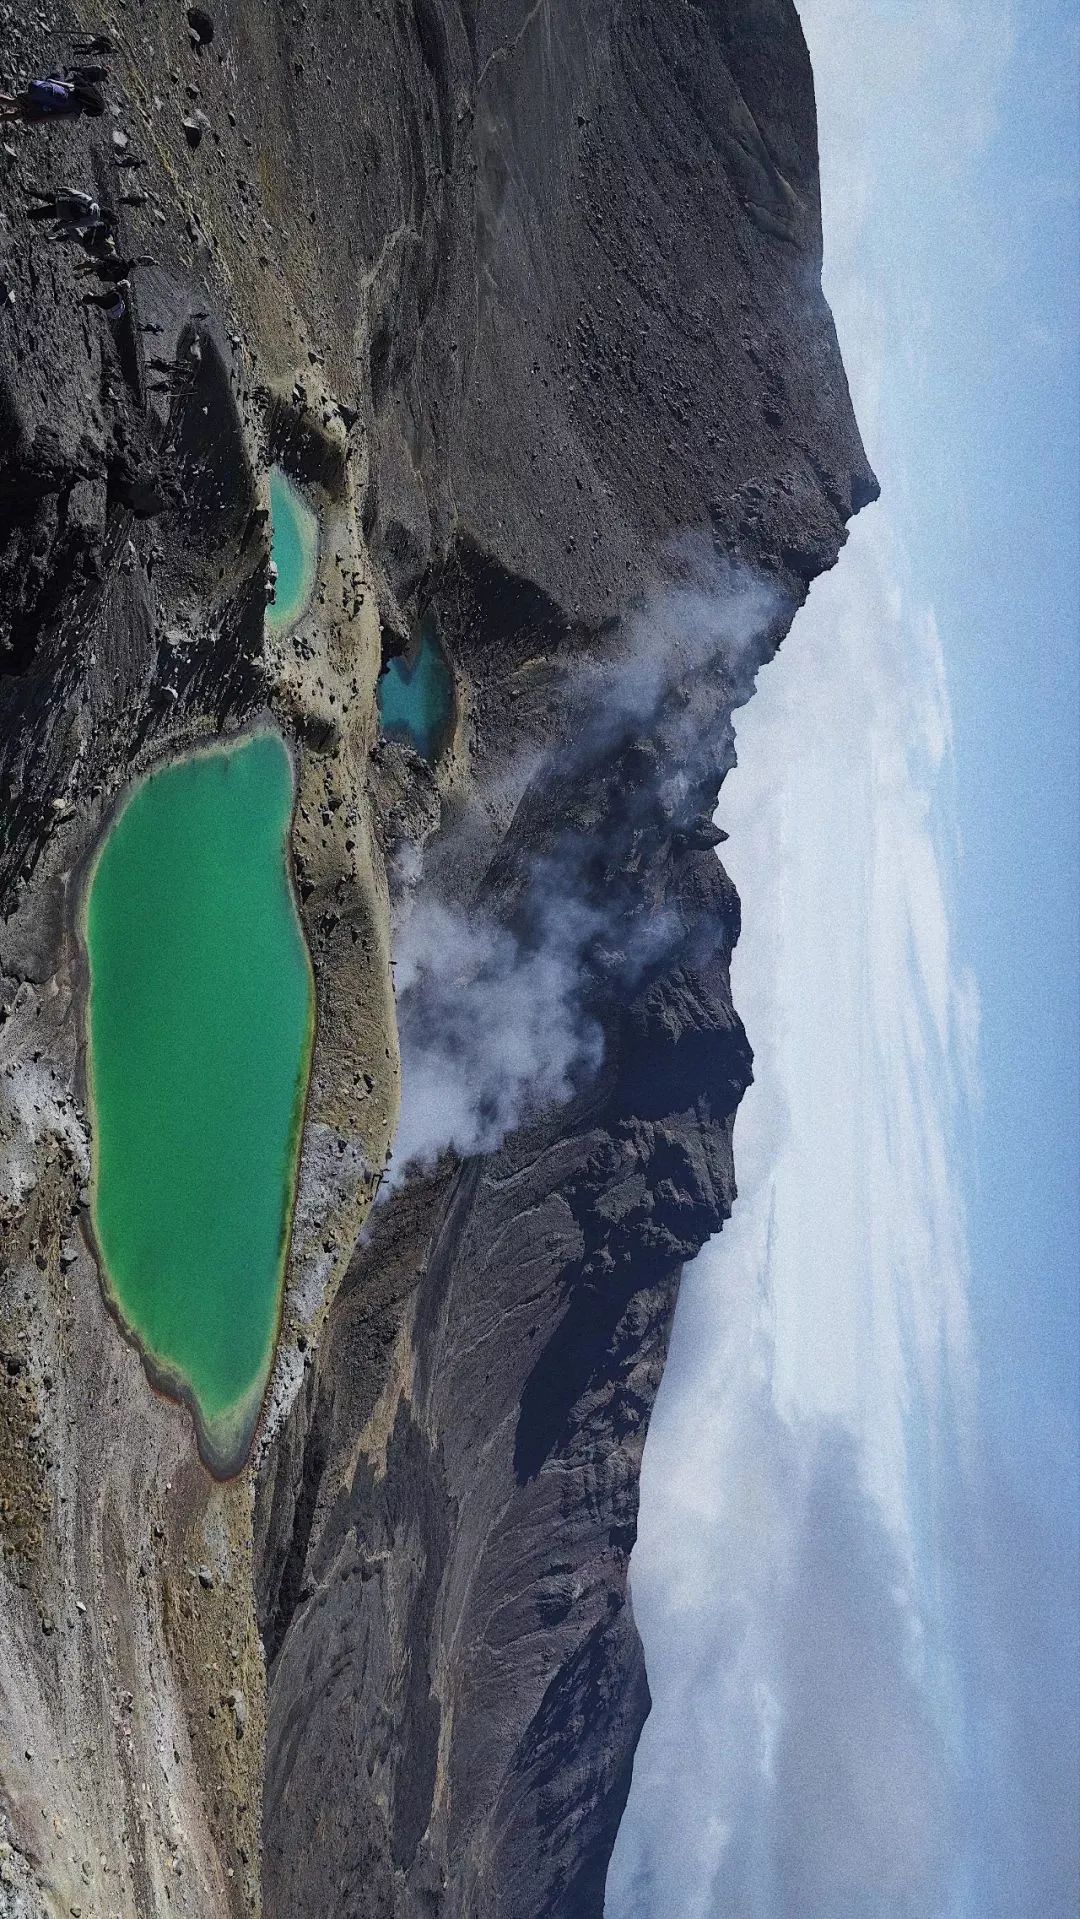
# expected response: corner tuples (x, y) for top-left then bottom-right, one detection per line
(0, 34), (112, 123)
(2, 37), (149, 324)
(28, 186), (152, 320)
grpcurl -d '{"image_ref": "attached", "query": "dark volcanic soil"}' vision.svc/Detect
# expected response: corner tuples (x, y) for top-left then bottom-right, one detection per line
(0, 0), (874, 1913)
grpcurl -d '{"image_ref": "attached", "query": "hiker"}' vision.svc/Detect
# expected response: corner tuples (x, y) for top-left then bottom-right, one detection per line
(68, 74), (106, 115)
(27, 185), (101, 223)
(0, 73), (104, 120)
(30, 189), (117, 245)
(82, 278), (129, 320)
(76, 252), (153, 283)
(0, 74), (75, 120)
(77, 211), (120, 253)
(29, 187), (115, 241)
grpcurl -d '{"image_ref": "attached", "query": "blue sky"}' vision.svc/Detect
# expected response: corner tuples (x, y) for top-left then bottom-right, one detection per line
(936, 4), (1079, 1517)
(856, 0), (1079, 1509)
(608, 4), (1078, 1914)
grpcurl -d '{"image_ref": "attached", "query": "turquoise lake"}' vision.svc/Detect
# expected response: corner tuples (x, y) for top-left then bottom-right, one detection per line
(268, 467), (319, 634)
(377, 616), (454, 760)
(83, 730), (315, 1476)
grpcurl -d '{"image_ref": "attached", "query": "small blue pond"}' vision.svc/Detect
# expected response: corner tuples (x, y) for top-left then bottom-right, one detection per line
(377, 616), (454, 761)
(267, 467), (318, 635)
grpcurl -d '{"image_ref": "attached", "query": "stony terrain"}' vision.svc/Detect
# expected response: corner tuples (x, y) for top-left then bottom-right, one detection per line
(0, 0), (873, 1913)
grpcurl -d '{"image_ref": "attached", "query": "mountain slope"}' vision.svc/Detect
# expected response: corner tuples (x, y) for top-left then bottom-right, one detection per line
(0, 1), (873, 1913)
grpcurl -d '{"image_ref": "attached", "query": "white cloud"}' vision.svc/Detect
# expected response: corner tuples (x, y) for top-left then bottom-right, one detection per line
(389, 564), (778, 1178)
(606, 0), (1005, 1866)
(607, 504), (977, 1916)
(606, 4), (1080, 1913)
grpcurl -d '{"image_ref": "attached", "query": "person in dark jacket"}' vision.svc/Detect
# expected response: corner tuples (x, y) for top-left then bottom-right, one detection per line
(76, 252), (154, 283)
(82, 278), (129, 320)
(27, 187), (117, 247)
(28, 184), (101, 221)
(77, 212), (119, 253)
(68, 75), (106, 114)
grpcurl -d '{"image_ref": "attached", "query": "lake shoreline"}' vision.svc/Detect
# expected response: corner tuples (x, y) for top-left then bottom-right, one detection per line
(77, 725), (317, 1480)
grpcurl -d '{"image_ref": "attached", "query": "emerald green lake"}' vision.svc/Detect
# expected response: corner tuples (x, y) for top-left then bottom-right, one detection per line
(267, 466), (318, 634)
(378, 616), (454, 760)
(83, 731), (314, 1475)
